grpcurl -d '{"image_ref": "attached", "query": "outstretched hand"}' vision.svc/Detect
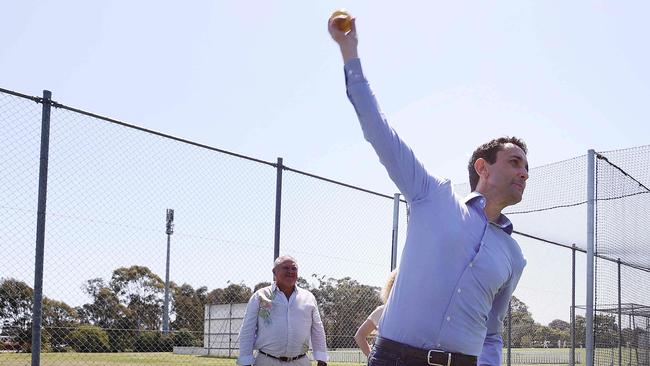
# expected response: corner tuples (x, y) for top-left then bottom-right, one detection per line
(328, 16), (359, 63)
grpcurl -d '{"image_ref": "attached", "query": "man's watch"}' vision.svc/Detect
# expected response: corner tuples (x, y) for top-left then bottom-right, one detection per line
(317, 361), (327, 366)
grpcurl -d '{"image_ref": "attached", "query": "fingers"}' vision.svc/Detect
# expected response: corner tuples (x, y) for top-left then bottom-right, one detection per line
(328, 16), (356, 41)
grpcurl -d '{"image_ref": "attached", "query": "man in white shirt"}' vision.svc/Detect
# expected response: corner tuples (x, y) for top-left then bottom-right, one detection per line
(237, 256), (328, 366)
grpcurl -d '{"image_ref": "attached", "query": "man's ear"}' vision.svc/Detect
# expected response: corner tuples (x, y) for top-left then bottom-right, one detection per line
(474, 158), (489, 180)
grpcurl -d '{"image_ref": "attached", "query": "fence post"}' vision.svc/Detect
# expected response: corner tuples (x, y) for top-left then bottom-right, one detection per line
(571, 244), (576, 366)
(617, 258), (621, 366)
(31, 90), (52, 366)
(586, 149), (596, 366)
(163, 209), (174, 334)
(207, 304), (212, 356)
(274, 157), (283, 261)
(507, 301), (511, 366)
(391, 193), (400, 270)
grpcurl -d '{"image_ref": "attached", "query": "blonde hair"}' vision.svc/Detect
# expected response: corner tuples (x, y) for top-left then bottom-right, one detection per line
(380, 269), (397, 303)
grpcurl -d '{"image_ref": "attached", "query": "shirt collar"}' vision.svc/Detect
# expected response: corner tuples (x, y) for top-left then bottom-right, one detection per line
(463, 192), (514, 235)
(271, 282), (298, 295)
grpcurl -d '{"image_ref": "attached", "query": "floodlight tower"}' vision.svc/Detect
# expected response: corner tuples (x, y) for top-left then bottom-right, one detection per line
(163, 209), (174, 334)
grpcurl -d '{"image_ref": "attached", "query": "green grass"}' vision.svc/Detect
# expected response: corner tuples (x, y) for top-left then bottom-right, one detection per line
(1, 348), (639, 366)
(0, 353), (238, 366)
(0, 354), (365, 366)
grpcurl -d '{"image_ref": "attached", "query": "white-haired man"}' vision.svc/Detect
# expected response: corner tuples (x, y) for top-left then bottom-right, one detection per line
(237, 256), (328, 366)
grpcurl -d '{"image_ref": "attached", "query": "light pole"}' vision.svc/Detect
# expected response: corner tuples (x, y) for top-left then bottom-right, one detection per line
(163, 209), (174, 334)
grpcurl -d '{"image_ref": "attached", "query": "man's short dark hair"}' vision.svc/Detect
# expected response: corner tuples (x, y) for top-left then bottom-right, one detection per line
(467, 136), (528, 191)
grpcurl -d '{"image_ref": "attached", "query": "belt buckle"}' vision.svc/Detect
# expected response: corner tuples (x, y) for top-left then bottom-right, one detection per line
(279, 357), (289, 362)
(427, 350), (451, 366)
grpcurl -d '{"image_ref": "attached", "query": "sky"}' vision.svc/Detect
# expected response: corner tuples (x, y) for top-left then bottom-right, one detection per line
(2, 1), (650, 326)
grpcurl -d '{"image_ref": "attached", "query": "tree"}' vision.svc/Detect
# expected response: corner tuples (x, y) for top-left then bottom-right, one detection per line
(253, 282), (272, 292)
(309, 275), (381, 349)
(504, 296), (536, 347)
(79, 278), (132, 351)
(207, 282), (252, 304)
(79, 278), (127, 328)
(593, 314), (618, 347)
(0, 278), (34, 350)
(170, 283), (207, 334)
(42, 298), (79, 351)
(110, 266), (165, 331)
(548, 319), (570, 332)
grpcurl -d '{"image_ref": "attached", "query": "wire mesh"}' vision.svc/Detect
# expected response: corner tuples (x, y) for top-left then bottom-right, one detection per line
(594, 146), (650, 366)
(2, 87), (650, 365)
(280, 168), (398, 349)
(0, 91), (43, 360)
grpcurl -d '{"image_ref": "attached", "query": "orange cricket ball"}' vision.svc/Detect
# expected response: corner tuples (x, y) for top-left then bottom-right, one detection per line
(329, 9), (352, 33)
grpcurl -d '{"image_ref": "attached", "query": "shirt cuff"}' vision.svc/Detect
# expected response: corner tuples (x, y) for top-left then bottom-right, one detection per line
(312, 351), (329, 362)
(344, 58), (365, 86)
(237, 354), (255, 365)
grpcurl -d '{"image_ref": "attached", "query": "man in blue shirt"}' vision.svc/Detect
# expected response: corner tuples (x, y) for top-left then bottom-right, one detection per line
(328, 17), (529, 366)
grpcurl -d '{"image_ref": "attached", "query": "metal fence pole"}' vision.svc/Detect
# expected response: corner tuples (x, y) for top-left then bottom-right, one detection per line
(571, 244), (576, 366)
(274, 157), (283, 261)
(163, 209), (174, 334)
(207, 304), (212, 356)
(507, 301), (512, 366)
(391, 193), (400, 271)
(31, 90), (53, 366)
(617, 259), (622, 366)
(586, 149), (596, 366)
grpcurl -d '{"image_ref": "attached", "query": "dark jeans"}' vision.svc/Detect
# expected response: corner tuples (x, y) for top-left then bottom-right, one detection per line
(368, 341), (408, 366)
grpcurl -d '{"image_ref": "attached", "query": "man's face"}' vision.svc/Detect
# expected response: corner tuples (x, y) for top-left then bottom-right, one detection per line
(273, 260), (298, 290)
(484, 143), (529, 205)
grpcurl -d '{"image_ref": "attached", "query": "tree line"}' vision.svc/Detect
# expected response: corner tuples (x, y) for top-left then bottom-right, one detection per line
(0, 265), (643, 353)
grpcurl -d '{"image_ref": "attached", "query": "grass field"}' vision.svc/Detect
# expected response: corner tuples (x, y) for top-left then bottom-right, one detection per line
(0, 352), (238, 366)
(1, 347), (640, 366)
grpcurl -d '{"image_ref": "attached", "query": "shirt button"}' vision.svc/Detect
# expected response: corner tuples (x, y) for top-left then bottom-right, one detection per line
(446, 316), (451, 321)
(457, 288), (461, 293)
(469, 262), (473, 267)
(437, 343), (441, 348)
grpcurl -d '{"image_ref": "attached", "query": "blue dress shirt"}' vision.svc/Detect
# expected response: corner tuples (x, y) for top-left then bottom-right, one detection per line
(344, 58), (526, 366)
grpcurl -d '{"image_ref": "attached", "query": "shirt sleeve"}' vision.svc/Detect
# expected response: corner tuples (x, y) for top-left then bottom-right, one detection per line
(236, 293), (260, 366)
(344, 58), (441, 203)
(478, 267), (524, 366)
(310, 296), (328, 361)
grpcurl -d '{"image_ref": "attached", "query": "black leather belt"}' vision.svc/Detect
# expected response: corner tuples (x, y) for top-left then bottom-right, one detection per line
(258, 350), (307, 362)
(374, 337), (477, 366)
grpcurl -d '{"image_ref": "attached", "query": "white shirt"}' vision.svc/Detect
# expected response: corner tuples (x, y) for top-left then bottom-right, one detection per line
(236, 283), (328, 365)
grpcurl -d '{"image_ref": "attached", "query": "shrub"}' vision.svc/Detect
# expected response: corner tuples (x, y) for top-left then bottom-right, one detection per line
(66, 325), (110, 352)
(133, 331), (173, 352)
(173, 329), (201, 347)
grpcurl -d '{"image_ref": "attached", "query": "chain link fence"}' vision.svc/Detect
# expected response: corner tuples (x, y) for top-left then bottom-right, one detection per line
(1, 87), (649, 365)
(594, 147), (650, 366)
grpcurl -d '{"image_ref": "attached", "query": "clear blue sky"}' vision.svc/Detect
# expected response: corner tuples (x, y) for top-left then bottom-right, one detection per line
(3, 1), (649, 325)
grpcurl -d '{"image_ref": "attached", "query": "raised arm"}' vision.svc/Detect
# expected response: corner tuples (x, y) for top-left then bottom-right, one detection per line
(328, 16), (437, 202)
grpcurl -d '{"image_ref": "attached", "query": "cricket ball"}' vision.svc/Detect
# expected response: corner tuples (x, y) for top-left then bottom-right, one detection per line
(330, 9), (352, 33)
